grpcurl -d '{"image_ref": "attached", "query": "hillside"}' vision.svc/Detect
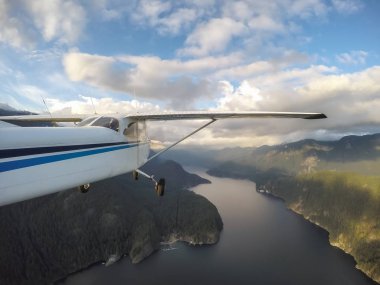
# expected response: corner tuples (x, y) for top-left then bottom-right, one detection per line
(0, 159), (222, 285)
(208, 133), (380, 283)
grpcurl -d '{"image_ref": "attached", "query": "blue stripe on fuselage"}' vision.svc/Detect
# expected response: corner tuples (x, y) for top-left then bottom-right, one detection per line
(0, 143), (139, 173)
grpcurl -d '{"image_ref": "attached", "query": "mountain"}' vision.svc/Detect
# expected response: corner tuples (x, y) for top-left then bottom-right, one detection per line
(0, 103), (35, 116)
(208, 133), (380, 284)
(0, 105), (55, 127)
(0, 159), (222, 285)
(161, 146), (253, 168)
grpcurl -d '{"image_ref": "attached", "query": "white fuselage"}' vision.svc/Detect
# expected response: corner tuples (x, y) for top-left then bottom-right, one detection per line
(0, 118), (150, 206)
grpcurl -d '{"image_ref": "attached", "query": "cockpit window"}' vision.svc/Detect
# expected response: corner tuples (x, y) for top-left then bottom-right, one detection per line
(123, 122), (137, 142)
(76, 117), (98, 127)
(123, 121), (146, 142)
(91, 117), (119, 132)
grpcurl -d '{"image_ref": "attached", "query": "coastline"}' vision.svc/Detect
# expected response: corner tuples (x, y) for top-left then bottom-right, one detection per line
(57, 232), (221, 284)
(260, 190), (379, 285)
(207, 168), (379, 284)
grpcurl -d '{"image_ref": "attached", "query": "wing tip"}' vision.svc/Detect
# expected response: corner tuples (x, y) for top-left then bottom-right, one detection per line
(305, 113), (327, 119)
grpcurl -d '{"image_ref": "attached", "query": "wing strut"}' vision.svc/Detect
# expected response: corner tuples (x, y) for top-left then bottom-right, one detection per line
(134, 119), (216, 197)
(146, 119), (217, 163)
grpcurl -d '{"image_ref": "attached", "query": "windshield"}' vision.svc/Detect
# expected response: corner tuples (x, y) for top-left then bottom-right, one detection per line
(76, 116), (98, 127)
(91, 117), (119, 132)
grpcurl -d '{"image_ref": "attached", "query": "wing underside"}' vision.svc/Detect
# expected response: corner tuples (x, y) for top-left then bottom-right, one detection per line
(127, 111), (327, 121)
(0, 115), (84, 123)
(0, 111), (327, 124)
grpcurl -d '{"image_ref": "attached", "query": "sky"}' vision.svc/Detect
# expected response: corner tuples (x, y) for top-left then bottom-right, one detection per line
(0, 0), (380, 147)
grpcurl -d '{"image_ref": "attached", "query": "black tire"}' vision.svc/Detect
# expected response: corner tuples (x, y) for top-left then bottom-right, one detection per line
(155, 178), (165, 197)
(132, 170), (139, 180)
(78, 184), (91, 193)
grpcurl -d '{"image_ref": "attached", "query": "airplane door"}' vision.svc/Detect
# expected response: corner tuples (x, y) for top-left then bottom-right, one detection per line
(136, 120), (147, 165)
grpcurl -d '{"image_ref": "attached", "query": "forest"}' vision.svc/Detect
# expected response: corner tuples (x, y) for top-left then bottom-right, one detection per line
(0, 159), (222, 284)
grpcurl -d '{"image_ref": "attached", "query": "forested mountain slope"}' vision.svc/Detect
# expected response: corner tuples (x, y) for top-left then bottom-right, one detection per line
(0, 159), (222, 284)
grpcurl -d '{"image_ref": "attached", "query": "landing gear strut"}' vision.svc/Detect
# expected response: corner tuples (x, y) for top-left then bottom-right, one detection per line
(133, 169), (165, 197)
(132, 170), (139, 180)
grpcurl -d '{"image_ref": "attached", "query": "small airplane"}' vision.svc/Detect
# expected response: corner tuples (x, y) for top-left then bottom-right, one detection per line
(0, 111), (326, 206)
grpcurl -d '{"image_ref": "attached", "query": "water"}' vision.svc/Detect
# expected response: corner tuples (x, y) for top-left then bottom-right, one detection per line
(62, 170), (376, 285)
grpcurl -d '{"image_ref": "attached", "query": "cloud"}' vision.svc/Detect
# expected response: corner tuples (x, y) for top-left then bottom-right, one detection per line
(62, 51), (380, 147)
(248, 15), (285, 32)
(25, 0), (86, 44)
(63, 52), (125, 89)
(156, 7), (198, 34)
(332, 0), (363, 14)
(202, 66), (380, 147)
(46, 95), (160, 115)
(91, 0), (129, 21)
(336, 50), (368, 65)
(216, 80), (263, 111)
(178, 17), (247, 56)
(0, 0), (86, 49)
(63, 51), (242, 108)
(121, 66), (380, 148)
(175, 0), (333, 57)
(132, 0), (171, 25)
(287, 0), (328, 18)
(0, 0), (35, 49)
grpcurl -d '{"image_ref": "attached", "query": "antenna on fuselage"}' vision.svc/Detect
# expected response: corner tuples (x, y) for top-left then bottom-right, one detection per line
(133, 86), (139, 114)
(90, 97), (97, 114)
(40, 95), (52, 118)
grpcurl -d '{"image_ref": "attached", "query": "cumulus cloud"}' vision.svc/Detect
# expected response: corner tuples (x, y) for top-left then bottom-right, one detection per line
(25, 0), (86, 44)
(46, 95), (160, 115)
(0, 0), (35, 49)
(216, 80), (263, 111)
(95, 65), (379, 148)
(176, 0), (333, 57)
(61, 47), (380, 147)
(202, 66), (380, 147)
(0, 0), (86, 48)
(63, 51), (242, 108)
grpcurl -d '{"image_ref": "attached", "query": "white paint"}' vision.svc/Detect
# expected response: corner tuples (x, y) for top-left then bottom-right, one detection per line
(0, 115), (150, 206)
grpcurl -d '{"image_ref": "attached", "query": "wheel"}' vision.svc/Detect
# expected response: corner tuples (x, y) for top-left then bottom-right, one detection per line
(155, 178), (165, 197)
(132, 170), (139, 180)
(78, 184), (91, 193)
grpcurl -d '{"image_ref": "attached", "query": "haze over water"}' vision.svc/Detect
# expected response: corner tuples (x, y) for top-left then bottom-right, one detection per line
(63, 170), (376, 285)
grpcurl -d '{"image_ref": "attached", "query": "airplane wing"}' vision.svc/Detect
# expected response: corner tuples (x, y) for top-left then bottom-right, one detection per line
(0, 111), (327, 124)
(0, 114), (84, 123)
(127, 111), (327, 121)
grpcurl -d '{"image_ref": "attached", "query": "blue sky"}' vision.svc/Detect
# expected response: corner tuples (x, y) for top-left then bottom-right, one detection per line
(0, 0), (380, 146)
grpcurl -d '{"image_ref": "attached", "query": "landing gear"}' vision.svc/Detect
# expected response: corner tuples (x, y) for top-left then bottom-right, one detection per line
(132, 170), (139, 180)
(134, 169), (165, 197)
(155, 178), (165, 197)
(78, 184), (91, 193)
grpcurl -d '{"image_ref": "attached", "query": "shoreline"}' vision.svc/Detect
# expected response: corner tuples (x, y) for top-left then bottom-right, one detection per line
(56, 233), (220, 284)
(208, 169), (379, 284)
(259, 190), (379, 285)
